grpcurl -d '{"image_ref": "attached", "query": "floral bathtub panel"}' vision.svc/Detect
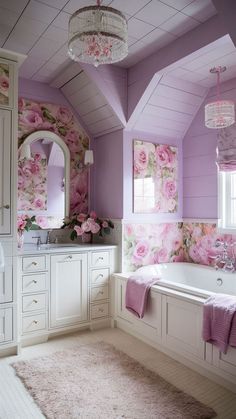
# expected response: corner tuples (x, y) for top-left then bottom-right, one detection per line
(133, 140), (178, 213)
(18, 98), (90, 215)
(0, 63), (10, 106)
(123, 222), (183, 272)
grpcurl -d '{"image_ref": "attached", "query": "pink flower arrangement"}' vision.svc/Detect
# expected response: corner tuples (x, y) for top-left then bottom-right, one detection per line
(62, 211), (114, 241)
(17, 214), (40, 233)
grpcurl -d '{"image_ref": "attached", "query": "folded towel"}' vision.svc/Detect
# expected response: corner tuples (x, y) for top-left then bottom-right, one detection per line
(229, 312), (236, 348)
(202, 294), (236, 354)
(125, 275), (159, 319)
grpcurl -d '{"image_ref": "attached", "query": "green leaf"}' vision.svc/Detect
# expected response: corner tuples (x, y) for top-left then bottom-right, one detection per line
(70, 230), (77, 241)
(58, 126), (67, 136)
(103, 227), (110, 235)
(42, 109), (56, 123)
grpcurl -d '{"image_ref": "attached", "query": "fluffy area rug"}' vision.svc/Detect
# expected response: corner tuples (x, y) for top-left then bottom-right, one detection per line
(12, 341), (216, 419)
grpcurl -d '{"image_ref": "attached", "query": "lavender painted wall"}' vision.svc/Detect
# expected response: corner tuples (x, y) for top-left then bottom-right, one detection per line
(93, 129), (123, 218)
(183, 77), (236, 219)
(123, 129), (183, 221)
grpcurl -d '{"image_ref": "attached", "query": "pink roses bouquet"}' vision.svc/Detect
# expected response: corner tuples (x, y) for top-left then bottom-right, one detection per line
(62, 211), (114, 241)
(17, 214), (40, 233)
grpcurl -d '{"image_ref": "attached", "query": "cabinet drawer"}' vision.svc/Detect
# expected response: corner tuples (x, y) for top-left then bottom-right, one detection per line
(22, 273), (46, 293)
(22, 293), (46, 313)
(91, 303), (109, 319)
(22, 256), (46, 272)
(91, 286), (108, 302)
(22, 313), (46, 334)
(91, 251), (109, 267)
(0, 307), (12, 343)
(91, 268), (109, 286)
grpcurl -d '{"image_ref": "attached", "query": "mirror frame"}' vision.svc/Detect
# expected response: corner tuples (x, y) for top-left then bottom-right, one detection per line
(18, 130), (70, 223)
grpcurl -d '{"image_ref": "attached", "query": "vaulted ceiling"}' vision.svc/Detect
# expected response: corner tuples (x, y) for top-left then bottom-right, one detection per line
(1, 0), (236, 140)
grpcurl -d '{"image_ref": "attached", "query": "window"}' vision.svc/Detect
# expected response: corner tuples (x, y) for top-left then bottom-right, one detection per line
(218, 170), (236, 231)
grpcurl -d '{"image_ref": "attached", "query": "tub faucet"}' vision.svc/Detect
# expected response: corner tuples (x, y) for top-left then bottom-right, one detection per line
(214, 240), (235, 273)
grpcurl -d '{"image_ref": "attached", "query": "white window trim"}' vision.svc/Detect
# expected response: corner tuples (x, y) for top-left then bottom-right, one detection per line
(218, 169), (236, 234)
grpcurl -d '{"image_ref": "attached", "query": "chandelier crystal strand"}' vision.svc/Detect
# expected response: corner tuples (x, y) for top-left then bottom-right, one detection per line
(68, 1), (128, 66)
(205, 66), (235, 129)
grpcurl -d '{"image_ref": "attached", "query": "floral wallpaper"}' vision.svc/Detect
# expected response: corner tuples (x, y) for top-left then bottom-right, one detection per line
(18, 153), (47, 211)
(0, 63), (10, 106)
(183, 222), (236, 267)
(18, 98), (89, 219)
(123, 222), (183, 271)
(133, 140), (178, 213)
(123, 221), (236, 272)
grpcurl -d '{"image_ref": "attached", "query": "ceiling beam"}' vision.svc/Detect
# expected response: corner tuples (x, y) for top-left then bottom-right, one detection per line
(127, 14), (227, 121)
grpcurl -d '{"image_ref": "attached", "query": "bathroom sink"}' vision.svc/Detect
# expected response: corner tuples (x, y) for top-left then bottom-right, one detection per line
(40, 243), (81, 249)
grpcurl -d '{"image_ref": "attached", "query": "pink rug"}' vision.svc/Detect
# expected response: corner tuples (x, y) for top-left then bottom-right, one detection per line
(12, 341), (216, 419)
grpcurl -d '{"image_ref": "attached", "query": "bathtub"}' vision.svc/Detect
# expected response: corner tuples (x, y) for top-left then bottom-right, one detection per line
(135, 262), (236, 298)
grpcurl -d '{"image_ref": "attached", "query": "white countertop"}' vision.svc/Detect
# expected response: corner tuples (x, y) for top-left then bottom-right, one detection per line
(18, 243), (117, 255)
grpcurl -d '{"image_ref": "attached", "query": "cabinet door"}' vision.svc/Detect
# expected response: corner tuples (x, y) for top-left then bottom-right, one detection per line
(0, 307), (12, 343)
(213, 346), (236, 377)
(50, 253), (88, 328)
(116, 278), (161, 340)
(0, 109), (11, 235)
(162, 296), (205, 359)
(0, 258), (12, 303)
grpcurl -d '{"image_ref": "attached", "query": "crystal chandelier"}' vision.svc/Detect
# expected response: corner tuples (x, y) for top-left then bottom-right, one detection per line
(205, 66), (235, 129)
(68, 0), (128, 67)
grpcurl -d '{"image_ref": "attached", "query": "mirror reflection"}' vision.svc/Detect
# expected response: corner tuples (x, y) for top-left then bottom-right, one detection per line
(18, 131), (70, 229)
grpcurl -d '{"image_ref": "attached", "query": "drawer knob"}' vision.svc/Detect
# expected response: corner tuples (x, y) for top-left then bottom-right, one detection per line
(33, 320), (38, 324)
(98, 308), (104, 313)
(0, 204), (10, 209)
(98, 257), (104, 261)
(33, 299), (38, 304)
(66, 255), (72, 259)
(33, 280), (37, 284)
(98, 291), (104, 295)
(32, 261), (38, 266)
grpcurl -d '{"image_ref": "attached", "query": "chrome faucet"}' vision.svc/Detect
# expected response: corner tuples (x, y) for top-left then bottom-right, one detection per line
(32, 236), (41, 250)
(214, 240), (235, 273)
(46, 230), (51, 245)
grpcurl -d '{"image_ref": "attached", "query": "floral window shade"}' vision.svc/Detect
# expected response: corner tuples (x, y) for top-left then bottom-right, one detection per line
(0, 63), (10, 106)
(133, 140), (178, 213)
(18, 153), (47, 211)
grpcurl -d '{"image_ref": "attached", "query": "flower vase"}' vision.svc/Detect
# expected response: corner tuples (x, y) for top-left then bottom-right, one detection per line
(17, 231), (24, 249)
(82, 232), (93, 244)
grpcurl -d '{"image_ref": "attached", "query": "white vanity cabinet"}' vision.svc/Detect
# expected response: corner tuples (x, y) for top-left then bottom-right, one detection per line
(18, 245), (117, 346)
(50, 253), (88, 328)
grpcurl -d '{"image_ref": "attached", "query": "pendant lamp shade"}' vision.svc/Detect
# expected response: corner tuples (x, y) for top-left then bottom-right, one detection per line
(68, 2), (128, 67)
(205, 66), (235, 129)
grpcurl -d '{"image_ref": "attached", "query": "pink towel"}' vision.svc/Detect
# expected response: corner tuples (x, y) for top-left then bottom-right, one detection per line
(202, 294), (236, 354)
(125, 275), (159, 319)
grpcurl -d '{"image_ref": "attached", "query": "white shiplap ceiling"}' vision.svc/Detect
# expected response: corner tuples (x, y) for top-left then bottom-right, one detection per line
(0, 0), (217, 83)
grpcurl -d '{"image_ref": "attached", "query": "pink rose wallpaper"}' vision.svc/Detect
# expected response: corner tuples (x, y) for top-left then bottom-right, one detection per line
(18, 98), (90, 217)
(123, 222), (183, 271)
(18, 153), (47, 211)
(133, 140), (178, 213)
(123, 221), (236, 272)
(183, 222), (236, 267)
(0, 63), (10, 106)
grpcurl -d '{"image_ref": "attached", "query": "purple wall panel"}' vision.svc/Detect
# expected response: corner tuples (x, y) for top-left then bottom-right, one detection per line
(123, 129), (183, 221)
(183, 76), (236, 219)
(93, 129), (123, 218)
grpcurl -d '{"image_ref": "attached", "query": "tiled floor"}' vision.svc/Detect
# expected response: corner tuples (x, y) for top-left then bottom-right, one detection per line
(0, 328), (236, 419)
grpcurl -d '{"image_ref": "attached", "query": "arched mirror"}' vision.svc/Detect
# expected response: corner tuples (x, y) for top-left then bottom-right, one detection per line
(18, 130), (70, 229)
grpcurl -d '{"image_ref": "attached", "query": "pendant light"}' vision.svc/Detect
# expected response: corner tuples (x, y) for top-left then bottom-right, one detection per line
(205, 66), (235, 129)
(68, 0), (128, 67)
